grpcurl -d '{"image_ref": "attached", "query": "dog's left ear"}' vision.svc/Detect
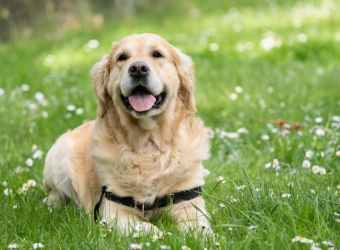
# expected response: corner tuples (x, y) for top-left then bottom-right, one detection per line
(175, 49), (196, 113)
(90, 55), (111, 118)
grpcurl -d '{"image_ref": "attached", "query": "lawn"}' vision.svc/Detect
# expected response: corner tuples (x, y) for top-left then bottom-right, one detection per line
(1, 0), (340, 249)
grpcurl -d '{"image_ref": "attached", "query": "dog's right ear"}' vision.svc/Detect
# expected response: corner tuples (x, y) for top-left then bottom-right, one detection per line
(90, 56), (111, 118)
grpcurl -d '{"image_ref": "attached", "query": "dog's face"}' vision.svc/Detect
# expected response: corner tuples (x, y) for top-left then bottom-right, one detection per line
(91, 34), (196, 120)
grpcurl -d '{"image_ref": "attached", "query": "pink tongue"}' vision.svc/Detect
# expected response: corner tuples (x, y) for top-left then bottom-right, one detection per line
(128, 93), (156, 112)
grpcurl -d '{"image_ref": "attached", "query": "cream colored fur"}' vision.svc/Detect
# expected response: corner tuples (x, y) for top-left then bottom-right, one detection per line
(43, 33), (211, 234)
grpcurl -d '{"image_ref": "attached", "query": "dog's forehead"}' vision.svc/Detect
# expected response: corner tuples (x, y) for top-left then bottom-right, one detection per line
(115, 34), (172, 54)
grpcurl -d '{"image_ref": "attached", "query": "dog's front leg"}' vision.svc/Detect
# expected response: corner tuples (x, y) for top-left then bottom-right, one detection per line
(101, 199), (160, 235)
(170, 196), (212, 234)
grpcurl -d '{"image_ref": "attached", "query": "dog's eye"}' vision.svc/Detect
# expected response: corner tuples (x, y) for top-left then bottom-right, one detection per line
(153, 51), (163, 58)
(118, 54), (127, 61)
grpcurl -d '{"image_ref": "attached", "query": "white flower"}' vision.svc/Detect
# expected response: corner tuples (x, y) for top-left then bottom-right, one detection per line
(319, 168), (326, 175)
(334, 212), (340, 216)
(203, 169), (210, 176)
(21, 84), (30, 91)
(219, 203), (226, 208)
(322, 241), (334, 247)
(272, 159), (279, 167)
(75, 108), (84, 115)
(336, 219), (340, 223)
(160, 246), (171, 250)
(199, 221), (210, 229)
(209, 43), (219, 51)
(292, 236), (300, 242)
(288, 182), (294, 187)
(41, 111), (49, 118)
(32, 149), (43, 159)
(129, 243), (143, 249)
(262, 135), (270, 140)
(34, 92), (45, 103)
(312, 165), (320, 174)
(0, 88), (4, 97)
(181, 246), (191, 250)
(304, 239), (314, 244)
(151, 234), (159, 242)
(230, 93), (238, 100)
(237, 185), (246, 190)
(297, 33), (308, 42)
(306, 150), (313, 158)
(33, 243), (44, 248)
(17, 188), (23, 194)
(4, 188), (13, 195)
(145, 242), (150, 246)
(87, 39), (100, 49)
(315, 128), (325, 136)
(248, 225), (257, 230)
(237, 128), (248, 134)
(333, 116), (340, 122)
(336, 151), (340, 156)
(28, 180), (36, 187)
(25, 158), (33, 167)
(7, 244), (19, 249)
(265, 162), (271, 168)
(66, 104), (76, 111)
(2, 181), (8, 186)
(281, 193), (291, 198)
(231, 198), (238, 203)
(310, 189), (316, 194)
(44, 55), (55, 66)
(135, 223), (145, 232)
(22, 183), (29, 191)
(315, 117), (323, 123)
(31, 144), (37, 152)
(133, 232), (140, 238)
(235, 86), (243, 93)
(218, 176), (226, 183)
(302, 160), (311, 168)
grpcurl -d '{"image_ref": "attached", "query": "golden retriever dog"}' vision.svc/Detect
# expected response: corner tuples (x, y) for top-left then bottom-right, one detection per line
(43, 33), (211, 234)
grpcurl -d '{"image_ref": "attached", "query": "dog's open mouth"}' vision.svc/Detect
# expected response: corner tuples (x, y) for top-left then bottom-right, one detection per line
(121, 86), (166, 113)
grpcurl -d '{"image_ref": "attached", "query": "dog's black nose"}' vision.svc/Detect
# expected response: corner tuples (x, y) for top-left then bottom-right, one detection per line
(128, 61), (149, 77)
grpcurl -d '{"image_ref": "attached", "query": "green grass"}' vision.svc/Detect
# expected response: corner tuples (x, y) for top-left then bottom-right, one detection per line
(1, 0), (340, 249)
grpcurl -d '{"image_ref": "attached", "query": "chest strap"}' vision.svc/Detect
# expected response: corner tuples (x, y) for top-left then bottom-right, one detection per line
(94, 186), (201, 222)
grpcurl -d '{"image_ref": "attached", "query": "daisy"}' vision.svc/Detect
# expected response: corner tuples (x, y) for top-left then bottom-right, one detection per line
(322, 241), (334, 246)
(22, 183), (29, 191)
(151, 234), (159, 242)
(315, 117), (323, 123)
(75, 108), (84, 115)
(66, 104), (76, 111)
(34, 92), (45, 103)
(231, 199), (238, 203)
(306, 150), (313, 158)
(336, 151), (340, 156)
(219, 203), (226, 208)
(4, 188), (12, 195)
(2, 181), (7, 186)
(145, 242), (150, 246)
(33, 243), (44, 249)
(203, 169), (210, 176)
(273, 159), (279, 167)
(336, 219), (340, 223)
(17, 188), (23, 194)
(305, 239), (314, 244)
(319, 168), (326, 175)
(312, 165), (320, 174)
(218, 176), (226, 183)
(237, 185), (246, 190)
(302, 160), (311, 168)
(199, 221), (210, 229)
(31, 144), (37, 152)
(310, 189), (316, 194)
(281, 193), (291, 198)
(265, 162), (271, 169)
(160, 246), (171, 249)
(292, 236), (300, 242)
(237, 128), (248, 134)
(288, 182), (294, 187)
(32, 150), (43, 159)
(333, 116), (340, 122)
(135, 223), (145, 232)
(182, 246), (191, 250)
(25, 158), (33, 167)
(133, 232), (140, 238)
(28, 180), (36, 187)
(334, 212), (340, 216)
(262, 135), (270, 141)
(248, 225), (257, 230)
(315, 128), (325, 136)
(7, 244), (19, 249)
(129, 243), (143, 249)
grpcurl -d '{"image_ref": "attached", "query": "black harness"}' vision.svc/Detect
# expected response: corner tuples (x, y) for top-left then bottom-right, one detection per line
(94, 186), (202, 222)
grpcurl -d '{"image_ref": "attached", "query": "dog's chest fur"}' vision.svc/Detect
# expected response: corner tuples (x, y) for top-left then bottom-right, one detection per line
(91, 118), (209, 204)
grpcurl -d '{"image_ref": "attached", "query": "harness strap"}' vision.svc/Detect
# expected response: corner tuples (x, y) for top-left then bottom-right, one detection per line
(94, 186), (202, 222)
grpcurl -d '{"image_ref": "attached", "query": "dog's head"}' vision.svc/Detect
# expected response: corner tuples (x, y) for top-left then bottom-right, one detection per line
(90, 34), (196, 121)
